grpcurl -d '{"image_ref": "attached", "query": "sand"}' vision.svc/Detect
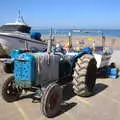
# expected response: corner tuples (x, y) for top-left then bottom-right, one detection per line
(110, 50), (120, 68)
(42, 36), (120, 48)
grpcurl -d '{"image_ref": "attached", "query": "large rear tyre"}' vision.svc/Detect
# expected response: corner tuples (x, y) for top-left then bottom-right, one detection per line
(1, 76), (22, 102)
(72, 54), (97, 97)
(41, 83), (62, 118)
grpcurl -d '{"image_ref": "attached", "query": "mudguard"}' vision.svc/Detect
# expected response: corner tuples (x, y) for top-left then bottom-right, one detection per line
(71, 47), (93, 63)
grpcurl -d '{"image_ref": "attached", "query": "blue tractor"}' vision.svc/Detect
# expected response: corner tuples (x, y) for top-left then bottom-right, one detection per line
(1, 39), (97, 117)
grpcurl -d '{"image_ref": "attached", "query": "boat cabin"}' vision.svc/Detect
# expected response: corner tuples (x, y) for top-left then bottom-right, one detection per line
(0, 24), (31, 33)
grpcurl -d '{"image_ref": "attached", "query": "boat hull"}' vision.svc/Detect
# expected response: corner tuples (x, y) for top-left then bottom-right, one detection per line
(0, 33), (47, 57)
(93, 53), (111, 68)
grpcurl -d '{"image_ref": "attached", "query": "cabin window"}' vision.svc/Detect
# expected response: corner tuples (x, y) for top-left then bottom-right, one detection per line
(0, 25), (31, 33)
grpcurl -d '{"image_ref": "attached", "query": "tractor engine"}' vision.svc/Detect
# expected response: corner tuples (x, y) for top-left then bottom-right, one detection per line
(14, 52), (72, 88)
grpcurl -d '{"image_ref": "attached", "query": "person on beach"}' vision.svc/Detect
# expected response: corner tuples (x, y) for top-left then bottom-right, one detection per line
(64, 32), (72, 51)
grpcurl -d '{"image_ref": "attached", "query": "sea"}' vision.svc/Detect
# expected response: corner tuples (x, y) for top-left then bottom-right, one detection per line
(32, 29), (120, 37)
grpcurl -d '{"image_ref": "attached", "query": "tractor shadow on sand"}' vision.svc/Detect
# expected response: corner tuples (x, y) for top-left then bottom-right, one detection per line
(18, 84), (77, 117)
(53, 84), (77, 117)
(94, 83), (108, 96)
(62, 84), (75, 101)
(57, 82), (108, 117)
(55, 102), (77, 117)
(18, 83), (108, 117)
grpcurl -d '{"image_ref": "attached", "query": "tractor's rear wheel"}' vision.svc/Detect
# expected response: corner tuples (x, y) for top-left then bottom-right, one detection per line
(1, 76), (22, 102)
(72, 54), (97, 97)
(41, 83), (62, 118)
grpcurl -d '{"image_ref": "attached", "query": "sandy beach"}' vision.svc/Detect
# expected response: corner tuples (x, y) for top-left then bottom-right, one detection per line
(42, 35), (120, 49)
(53, 36), (120, 48)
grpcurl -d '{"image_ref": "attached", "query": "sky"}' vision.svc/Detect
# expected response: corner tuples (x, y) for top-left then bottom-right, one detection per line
(0, 0), (120, 29)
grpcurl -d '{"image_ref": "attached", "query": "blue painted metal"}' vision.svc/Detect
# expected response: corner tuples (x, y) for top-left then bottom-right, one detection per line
(106, 67), (119, 79)
(31, 32), (41, 40)
(71, 47), (92, 63)
(0, 49), (24, 64)
(14, 53), (36, 87)
(10, 49), (24, 58)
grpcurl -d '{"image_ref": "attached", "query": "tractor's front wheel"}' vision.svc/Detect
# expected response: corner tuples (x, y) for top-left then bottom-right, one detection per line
(1, 76), (22, 102)
(72, 54), (97, 97)
(41, 83), (62, 118)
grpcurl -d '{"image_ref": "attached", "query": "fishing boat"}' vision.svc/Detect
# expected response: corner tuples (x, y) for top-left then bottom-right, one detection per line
(93, 46), (112, 68)
(0, 12), (47, 57)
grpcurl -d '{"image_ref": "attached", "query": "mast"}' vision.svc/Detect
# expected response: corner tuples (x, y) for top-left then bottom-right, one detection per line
(47, 27), (53, 53)
(16, 9), (25, 23)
